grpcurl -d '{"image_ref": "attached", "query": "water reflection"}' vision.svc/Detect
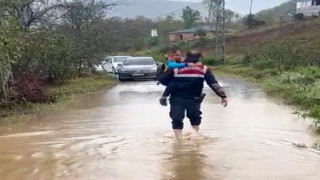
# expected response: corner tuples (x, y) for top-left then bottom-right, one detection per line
(163, 142), (203, 180)
(160, 136), (219, 180)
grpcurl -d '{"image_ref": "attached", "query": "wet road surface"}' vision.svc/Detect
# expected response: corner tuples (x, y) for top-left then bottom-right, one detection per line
(0, 77), (320, 180)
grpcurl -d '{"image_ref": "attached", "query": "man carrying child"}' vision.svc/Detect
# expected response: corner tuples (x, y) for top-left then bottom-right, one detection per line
(158, 49), (228, 139)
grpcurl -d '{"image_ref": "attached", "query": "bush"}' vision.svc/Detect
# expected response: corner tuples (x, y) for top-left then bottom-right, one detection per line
(7, 74), (52, 104)
(192, 37), (210, 48)
(146, 37), (159, 47)
(240, 53), (252, 66)
(224, 55), (243, 65)
(147, 51), (165, 62)
(159, 46), (171, 54)
(201, 57), (224, 66)
(251, 57), (276, 70)
(253, 40), (320, 69)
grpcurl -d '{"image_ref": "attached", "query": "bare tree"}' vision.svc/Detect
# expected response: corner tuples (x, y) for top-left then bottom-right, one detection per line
(0, 0), (64, 30)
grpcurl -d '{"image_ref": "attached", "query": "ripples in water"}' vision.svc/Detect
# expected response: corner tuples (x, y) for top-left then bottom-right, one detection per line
(0, 78), (320, 179)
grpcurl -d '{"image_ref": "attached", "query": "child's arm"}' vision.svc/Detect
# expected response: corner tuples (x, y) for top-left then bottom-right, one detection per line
(166, 60), (187, 69)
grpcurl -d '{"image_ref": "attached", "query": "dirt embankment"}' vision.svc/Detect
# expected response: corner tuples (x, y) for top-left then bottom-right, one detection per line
(226, 19), (320, 54)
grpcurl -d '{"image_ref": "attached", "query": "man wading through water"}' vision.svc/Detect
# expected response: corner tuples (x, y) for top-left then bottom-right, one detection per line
(159, 50), (228, 139)
(158, 49), (200, 106)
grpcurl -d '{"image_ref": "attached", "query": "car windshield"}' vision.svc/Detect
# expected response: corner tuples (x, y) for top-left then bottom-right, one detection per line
(114, 57), (129, 63)
(123, 58), (155, 65)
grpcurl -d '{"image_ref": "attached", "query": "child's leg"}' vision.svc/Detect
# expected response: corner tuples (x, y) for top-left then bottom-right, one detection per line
(159, 83), (175, 106)
(159, 87), (170, 106)
(162, 86), (172, 97)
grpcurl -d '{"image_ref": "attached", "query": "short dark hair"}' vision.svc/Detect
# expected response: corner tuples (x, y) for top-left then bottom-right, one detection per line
(168, 49), (178, 55)
(186, 50), (202, 59)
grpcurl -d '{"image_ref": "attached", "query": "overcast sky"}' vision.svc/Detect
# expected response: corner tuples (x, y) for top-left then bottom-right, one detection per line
(110, 0), (292, 18)
(172, 0), (290, 14)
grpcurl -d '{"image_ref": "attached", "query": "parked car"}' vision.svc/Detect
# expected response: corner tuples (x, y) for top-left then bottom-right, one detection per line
(94, 64), (104, 72)
(102, 56), (132, 74)
(94, 60), (107, 72)
(118, 57), (158, 81)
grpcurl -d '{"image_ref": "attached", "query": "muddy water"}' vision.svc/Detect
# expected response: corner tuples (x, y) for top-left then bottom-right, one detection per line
(0, 77), (320, 180)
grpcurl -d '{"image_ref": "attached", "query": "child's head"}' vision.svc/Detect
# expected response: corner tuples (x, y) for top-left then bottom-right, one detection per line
(167, 49), (182, 62)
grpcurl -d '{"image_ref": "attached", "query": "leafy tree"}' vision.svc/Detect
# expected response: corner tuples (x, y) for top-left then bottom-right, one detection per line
(0, 14), (20, 101)
(0, 0), (121, 104)
(165, 15), (174, 22)
(182, 6), (201, 28)
(243, 14), (255, 27)
(146, 37), (159, 47)
(204, 0), (242, 29)
(242, 14), (266, 28)
(1, 0), (182, 105)
(195, 28), (206, 37)
(0, 0), (67, 30)
(61, 0), (116, 74)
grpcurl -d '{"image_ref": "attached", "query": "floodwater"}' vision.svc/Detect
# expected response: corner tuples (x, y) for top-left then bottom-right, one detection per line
(0, 77), (320, 180)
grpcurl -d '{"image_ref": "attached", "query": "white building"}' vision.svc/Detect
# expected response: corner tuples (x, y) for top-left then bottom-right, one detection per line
(151, 29), (158, 37)
(296, 0), (320, 16)
(296, 0), (312, 8)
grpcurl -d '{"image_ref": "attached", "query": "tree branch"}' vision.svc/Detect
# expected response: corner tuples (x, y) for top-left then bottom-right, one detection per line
(25, 4), (68, 27)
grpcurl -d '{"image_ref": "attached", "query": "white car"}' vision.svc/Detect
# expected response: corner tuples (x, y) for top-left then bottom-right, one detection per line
(102, 56), (132, 74)
(94, 65), (104, 72)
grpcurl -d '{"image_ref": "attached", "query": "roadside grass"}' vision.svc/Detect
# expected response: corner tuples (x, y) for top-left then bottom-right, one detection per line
(0, 73), (116, 125)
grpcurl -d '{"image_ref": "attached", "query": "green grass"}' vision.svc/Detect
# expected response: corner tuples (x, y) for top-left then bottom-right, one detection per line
(0, 73), (115, 125)
(47, 73), (115, 101)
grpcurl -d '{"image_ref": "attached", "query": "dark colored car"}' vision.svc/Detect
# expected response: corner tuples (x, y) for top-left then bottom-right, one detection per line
(117, 57), (158, 81)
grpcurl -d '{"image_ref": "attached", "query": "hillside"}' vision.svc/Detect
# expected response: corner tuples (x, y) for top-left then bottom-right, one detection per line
(224, 19), (320, 121)
(226, 18), (320, 55)
(168, 18), (320, 57)
(255, 0), (297, 23)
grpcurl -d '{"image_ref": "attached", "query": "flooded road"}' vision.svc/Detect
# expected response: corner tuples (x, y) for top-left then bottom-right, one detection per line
(0, 77), (320, 180)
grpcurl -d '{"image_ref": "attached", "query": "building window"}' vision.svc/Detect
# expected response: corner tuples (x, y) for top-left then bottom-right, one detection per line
(176, 35), (183, 41)
(312, 0), (320, 5)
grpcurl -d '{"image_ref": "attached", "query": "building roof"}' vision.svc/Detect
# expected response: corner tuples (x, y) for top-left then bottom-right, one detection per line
(168, 26), (216, 34)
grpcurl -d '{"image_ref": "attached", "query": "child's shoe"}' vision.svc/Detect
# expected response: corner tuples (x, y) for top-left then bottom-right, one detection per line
(159, 97), (168, 106)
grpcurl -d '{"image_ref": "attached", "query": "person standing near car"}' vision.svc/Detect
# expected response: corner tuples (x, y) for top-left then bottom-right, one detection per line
(158, 50), (228, 140)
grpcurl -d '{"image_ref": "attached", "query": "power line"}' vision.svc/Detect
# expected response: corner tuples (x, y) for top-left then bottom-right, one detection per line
(151, 2), (203, 21)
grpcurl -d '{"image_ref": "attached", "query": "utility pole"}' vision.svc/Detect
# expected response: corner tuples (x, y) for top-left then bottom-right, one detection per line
(209, 0), (226, 61)
(249, 0), (253, 15)
(249, 0), (253, 27)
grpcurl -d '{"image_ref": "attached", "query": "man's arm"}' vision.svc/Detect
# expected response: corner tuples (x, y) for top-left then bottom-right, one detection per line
(204, 68), (227, 99)
(159, 69), (174, 86)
